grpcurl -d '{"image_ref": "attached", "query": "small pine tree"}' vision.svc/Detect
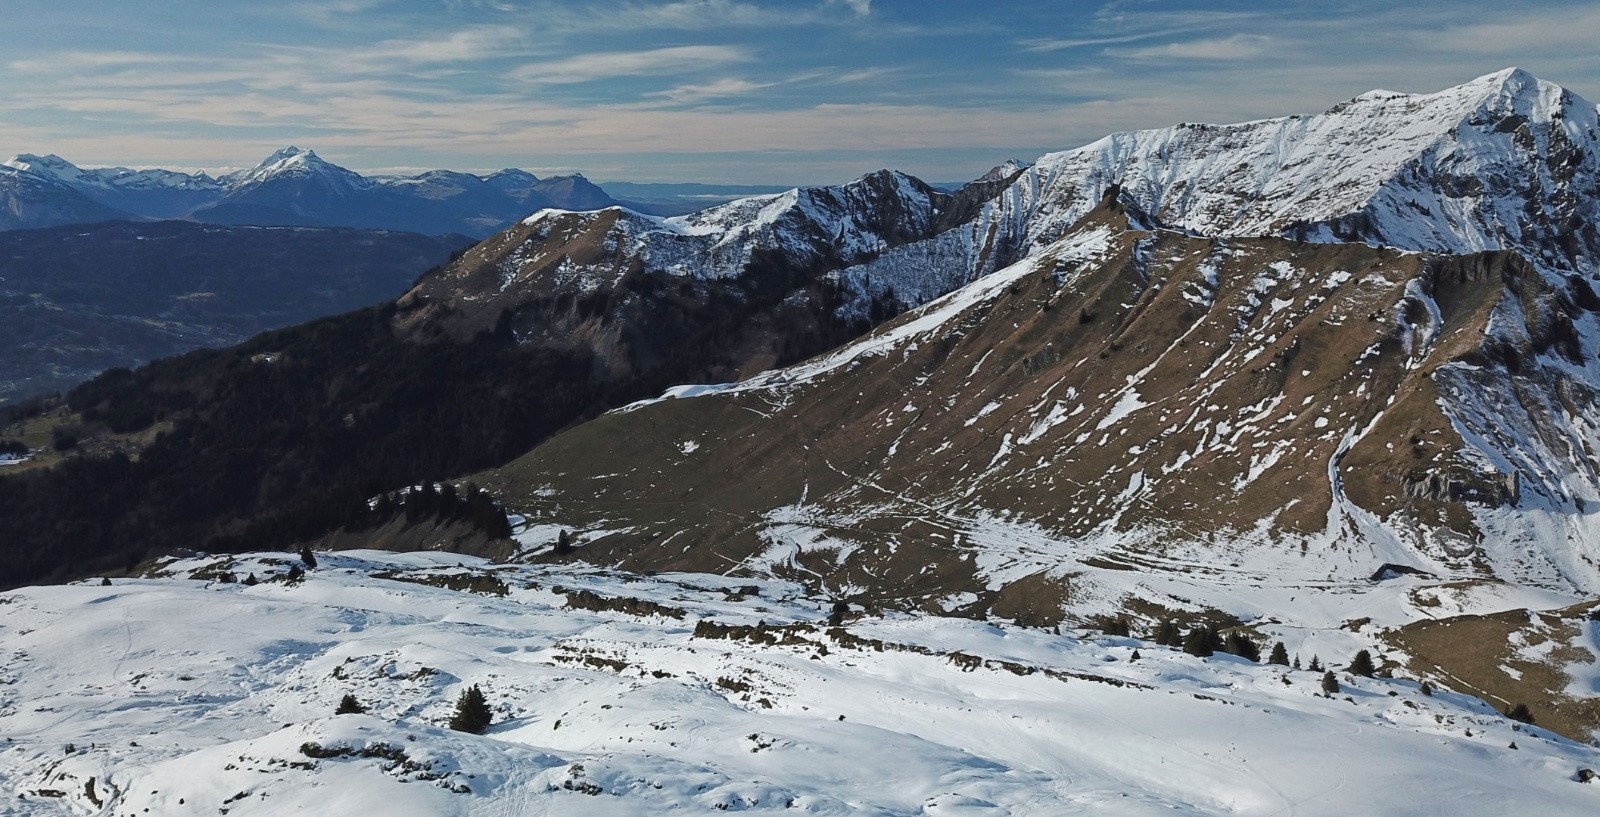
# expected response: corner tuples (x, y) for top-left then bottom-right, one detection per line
(335, 693), (366, 715)
(243, 573), (259, 586)
(283, 564), (304, 584)
(1129, 649), (1141, 661)
(1308, 655), (1323, 672)
(554, 530), (575, 556)
(1321, 670), (1340, 695)
(1349, 649), (1376, 677)
(1292, 654), (1302, 670)
(299, 547), (318, 570)
(1183, 627), (1214, 658)
(1268, 642), (1290, 666)
(100, 577), (112, 587)
(449, 684), (493, 734)
(1419, 681), (1434, 697)
(1507, 703), (1535, 725)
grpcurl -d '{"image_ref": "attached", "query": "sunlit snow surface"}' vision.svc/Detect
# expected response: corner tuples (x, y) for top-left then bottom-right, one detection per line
(1, 551), (1595, 816)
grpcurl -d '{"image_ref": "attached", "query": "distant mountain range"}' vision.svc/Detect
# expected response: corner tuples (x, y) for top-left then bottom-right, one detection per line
(0, 148), (628, 237)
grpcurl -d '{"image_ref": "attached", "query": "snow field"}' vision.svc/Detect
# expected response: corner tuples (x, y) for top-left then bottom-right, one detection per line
(1, 550), (1596, 816)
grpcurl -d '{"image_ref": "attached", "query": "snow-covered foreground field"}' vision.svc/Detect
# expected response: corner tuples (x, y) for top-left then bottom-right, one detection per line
(1, 551), (1595, 816)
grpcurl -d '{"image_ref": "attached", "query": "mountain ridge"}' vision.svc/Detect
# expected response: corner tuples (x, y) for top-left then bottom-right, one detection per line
(0, 147), (625, 236)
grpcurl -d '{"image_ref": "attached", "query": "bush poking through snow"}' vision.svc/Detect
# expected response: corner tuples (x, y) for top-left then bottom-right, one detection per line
(335, 693), (367, 715)
(1507, 703), (1536, 725)
(1321, 671), (1340, 695)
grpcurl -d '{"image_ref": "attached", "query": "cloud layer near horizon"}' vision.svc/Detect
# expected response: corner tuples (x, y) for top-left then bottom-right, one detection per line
(3, 0), (1598, 184)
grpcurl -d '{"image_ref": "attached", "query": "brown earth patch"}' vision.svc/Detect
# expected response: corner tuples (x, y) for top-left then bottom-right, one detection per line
(1386, 600), (1600, 743)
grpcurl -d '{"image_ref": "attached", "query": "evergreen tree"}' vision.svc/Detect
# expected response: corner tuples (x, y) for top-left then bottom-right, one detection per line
(1101, 617), (1131, 637)
(1308, 655), (1323, 672)
(1183, 627), (1214, 657)
(1225, 632), (1260, 662)
(283, 564), (304, 584)
(299, 546), (318, 570)
(1507, 703), (1535, 725)
(449, 684), (493, 734)
(1268, 642), (1290, 666)
(1292, 654), (1301, 670)
(1321, 670), (1340, 695)
(1420, 681), (1433, 697)
(1349, 649), (1376, 677)
(336, 693), (366, 715)
(100, 577), (112, 587)
(1129, 649), (1141, 661)
(243, 573), (259, 586)
(1152, 620), (1179, 647)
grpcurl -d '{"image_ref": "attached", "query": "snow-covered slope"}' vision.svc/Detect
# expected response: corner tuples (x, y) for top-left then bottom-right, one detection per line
(2, 550), (1594, 816)
(977, 68), (1600, 278)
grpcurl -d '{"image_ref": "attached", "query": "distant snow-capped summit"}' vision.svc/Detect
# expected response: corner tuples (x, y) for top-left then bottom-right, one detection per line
(222, 145), (371, 192)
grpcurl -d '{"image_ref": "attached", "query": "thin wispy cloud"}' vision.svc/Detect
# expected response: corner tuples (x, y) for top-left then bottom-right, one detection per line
(646, 78), (776, 104)
(508, 45), (750, 84)
(1110, 34), (1275, 61)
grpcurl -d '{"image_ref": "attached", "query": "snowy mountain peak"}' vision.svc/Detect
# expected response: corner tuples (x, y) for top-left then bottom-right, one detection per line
(3, 152), (93, 187)
(978, 68), (1600, 280)
(228, 145), (369, 190)
(4, 152), (77, 172)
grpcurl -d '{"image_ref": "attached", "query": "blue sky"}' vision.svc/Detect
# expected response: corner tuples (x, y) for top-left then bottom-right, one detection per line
(3, 0), (1598, 184)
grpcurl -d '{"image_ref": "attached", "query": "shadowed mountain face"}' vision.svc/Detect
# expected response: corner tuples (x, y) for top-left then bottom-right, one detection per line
(0, 168), (131, 230)
(0, 221), (471, 403)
